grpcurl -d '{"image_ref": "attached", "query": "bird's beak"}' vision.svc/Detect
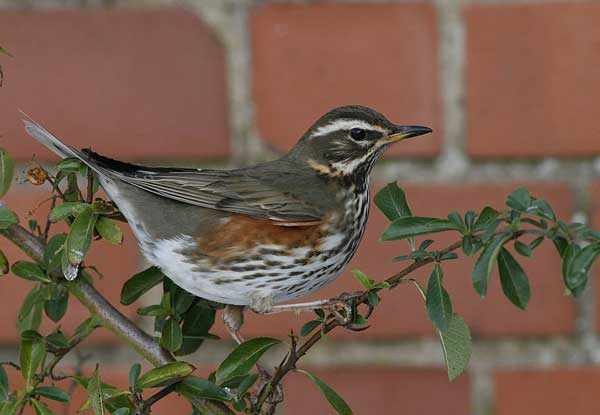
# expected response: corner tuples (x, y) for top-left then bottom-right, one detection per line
(385, 125), (433, 144)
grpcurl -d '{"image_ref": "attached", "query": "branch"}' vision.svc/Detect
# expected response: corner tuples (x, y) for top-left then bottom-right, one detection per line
(1, 222), (236, 415)
(0, 223), (174, 367)
(256, 229), (533, 412)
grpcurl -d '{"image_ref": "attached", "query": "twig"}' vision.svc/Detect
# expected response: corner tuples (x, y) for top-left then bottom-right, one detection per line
(42, 195), (57, 241)
(0, 223), (171, 366)
(255, 229), (534, 412)
(86, 168), (94, 204)
(0, 361), (21, 371)
(143, 381), (180, 409)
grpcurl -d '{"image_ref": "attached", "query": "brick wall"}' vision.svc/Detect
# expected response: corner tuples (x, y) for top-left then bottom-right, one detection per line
(1, 1), (599, 414)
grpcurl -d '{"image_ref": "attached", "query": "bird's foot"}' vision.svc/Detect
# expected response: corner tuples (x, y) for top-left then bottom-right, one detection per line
(262, 292), (370, 331)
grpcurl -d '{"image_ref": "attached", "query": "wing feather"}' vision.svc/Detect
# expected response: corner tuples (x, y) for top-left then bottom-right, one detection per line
(109, 165), (326, 225)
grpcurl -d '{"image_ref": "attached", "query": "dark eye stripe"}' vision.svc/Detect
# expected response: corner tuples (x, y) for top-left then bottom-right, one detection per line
(348, 129), (382, 142)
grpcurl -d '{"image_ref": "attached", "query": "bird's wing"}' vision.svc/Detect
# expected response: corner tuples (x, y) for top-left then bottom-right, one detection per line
(88, 153), (327, 225)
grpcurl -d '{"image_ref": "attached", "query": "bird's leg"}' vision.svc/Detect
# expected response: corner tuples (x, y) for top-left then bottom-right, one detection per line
(261, 292), (368, 330)
(222, 304), (245, 345)
(268, 298), (338, 313)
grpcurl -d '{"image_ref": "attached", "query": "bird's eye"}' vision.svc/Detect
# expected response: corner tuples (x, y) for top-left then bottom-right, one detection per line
(349, 128), (367, 141)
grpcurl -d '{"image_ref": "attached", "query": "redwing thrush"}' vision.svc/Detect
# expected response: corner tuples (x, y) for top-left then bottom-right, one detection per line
(23, 105), (431, 341)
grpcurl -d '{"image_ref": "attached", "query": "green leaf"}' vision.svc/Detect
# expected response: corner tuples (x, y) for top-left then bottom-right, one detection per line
(48, 202), (88, 223)
(506, 187), (532, 212)
(474, 206), (499, 231)
(44, 288), (69, 322)
(95, 217), (123, 245)
(160, 318), (183, 352)
(31, 399), (54, 415)
(531, 198), (556, 221)
(91, 200), (113, 215)
(497, 248), (531, 309)
(366, 291), (380, 307)
(65, 205), (97, 266)
(472, 232), (512, 297)
(563, 244), (600, 297)
(514, 240), (532, 257)
(120, 266), (165, 305)
(462, 235), (478, 256)
(438, 314), (472, 381)
(552, 236), (569, 258)
(176, 376), (231, 403)
(0, 148), (14, 198)
(426, 265), (453, 332)
(80, 384), (131, 414)
(20, 330), (46, 388)
(529, 236), (544, 252)
(351, 269), (373, 289)
(18, 286), (44, 321)
(447, 212), (465, 232)
(17, 291), (44, 333)
(128, 364), (141, 390)
(177, 302), (216, 356)
(137, 305), (167, 317)
(34, 386), (70, 403)
(57, 158), (83, 173)
(0, 207), (18, 229)
(44, 234), (67, 272)
(298, 370), (352, 415)
(172, 287), (195, 316)
(136, 362), (194, 389)
(236, 373), (258, 397)
(87, 366), (104, 415)
(0, 365), (8, 400)
(215, 337), (280, 385)
(381, 217), (460, 241)
(0, 249), (8, 275)
(11, 261), (51, 283)
(300, 319), (322, 337)
(45, 330), (70, 350)
(112, 409), (130, 415)
(73, 316), (101, 342)
(374, 182), (412, 221)
(464, 210), (477, 230)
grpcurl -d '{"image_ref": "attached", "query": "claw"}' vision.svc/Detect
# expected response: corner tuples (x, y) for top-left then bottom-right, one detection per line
(324, 293), (372, 333)
(344, 323), (371, 332)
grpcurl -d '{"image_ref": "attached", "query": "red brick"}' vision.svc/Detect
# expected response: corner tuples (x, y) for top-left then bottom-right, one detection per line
(466, 4), (600, 158)
(218, 182), (575, 339)
(0, 184), (141, 343)
(251, 3), (440, 157)
(495, 368), (600, 415)
(284, 368), (469, 414)
(0, 8), (229, 161)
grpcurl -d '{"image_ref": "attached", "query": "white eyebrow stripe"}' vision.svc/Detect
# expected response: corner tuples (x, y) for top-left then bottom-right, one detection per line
(310, 119), (387, 138)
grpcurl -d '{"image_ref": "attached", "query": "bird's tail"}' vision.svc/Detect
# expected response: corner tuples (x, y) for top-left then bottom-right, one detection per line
(21, 114), (103, 176)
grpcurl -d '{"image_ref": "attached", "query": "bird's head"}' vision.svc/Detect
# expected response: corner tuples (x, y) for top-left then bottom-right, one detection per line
(287, 105), (432, 180)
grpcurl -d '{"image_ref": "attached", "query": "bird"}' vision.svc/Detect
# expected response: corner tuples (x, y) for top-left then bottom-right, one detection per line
(22, 105), (432, 342)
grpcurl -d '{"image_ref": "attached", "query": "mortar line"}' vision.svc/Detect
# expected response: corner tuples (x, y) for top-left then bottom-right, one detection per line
(433, 0), (469, 180)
